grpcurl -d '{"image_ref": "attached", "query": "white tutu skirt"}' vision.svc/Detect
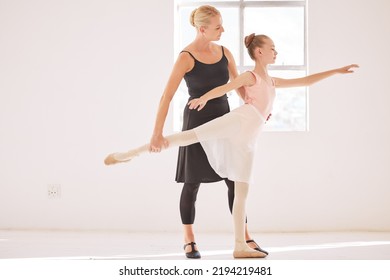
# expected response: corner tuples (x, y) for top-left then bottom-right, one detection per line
(194, 104), (265, 184)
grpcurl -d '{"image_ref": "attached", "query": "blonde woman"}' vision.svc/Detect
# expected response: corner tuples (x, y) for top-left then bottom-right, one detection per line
(105, 32), (358, 258)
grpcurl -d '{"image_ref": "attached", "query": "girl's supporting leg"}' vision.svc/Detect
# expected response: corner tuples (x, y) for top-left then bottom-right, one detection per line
(104, 130), (199, 165)
(232, 181), (266, 258)
(226, 179), (267, 253)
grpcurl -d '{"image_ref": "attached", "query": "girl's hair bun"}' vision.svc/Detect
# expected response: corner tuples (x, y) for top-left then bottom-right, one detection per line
(244, 33), (256, 48)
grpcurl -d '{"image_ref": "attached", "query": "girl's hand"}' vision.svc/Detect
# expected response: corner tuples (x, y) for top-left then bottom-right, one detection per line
(149, 134), (169, 153)
(188, 97), (208, 111)
(337, 64), (359, 74)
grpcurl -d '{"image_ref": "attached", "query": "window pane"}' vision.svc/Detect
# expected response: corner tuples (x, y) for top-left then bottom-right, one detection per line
(177, 7), (196, 50)
(265, 70), (307, 131)
(244, 7), (304, 66)
(218, 8), (239, 64)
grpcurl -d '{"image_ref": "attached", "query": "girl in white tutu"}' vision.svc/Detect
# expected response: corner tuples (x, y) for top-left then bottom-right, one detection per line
(105, 33), (358, 258)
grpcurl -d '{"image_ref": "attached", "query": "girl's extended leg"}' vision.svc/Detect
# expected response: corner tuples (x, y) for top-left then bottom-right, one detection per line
(104, 130), (198, 165)
(232, 181), (266, 258)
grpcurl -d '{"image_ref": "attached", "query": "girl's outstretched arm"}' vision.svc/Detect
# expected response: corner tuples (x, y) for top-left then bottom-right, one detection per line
(188, 71), (254, 111)
(274, 64), (359, 88)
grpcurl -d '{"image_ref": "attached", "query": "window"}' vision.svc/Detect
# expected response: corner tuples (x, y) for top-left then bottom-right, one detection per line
(174, 0), (307, 131)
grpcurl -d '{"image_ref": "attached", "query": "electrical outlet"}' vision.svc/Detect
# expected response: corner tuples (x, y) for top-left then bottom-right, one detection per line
(48, 184), (61, 199)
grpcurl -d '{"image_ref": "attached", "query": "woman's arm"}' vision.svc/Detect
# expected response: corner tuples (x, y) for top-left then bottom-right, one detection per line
(274, 64), (359, 88)
(149, 53), (193, 151)
(224, 47), (246, 100)
(188, 71), (254, 111)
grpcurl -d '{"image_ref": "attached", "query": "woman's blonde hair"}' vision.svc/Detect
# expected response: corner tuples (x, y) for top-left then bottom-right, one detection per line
(244, 33), (271, 60)
(190, 5), (221, 28)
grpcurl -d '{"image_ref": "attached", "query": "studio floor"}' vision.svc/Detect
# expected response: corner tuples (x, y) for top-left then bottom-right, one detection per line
(1, 230), (390, 260)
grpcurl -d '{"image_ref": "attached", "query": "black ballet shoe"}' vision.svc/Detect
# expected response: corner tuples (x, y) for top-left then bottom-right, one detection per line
(246, 239), (269, 255)
(184, 242), (201, 259)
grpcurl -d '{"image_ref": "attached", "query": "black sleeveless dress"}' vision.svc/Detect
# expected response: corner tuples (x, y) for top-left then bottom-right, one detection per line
(175, 46), (230, 183)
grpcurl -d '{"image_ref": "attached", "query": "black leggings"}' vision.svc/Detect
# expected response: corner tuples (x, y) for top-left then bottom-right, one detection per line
(180, 179), (236, 225)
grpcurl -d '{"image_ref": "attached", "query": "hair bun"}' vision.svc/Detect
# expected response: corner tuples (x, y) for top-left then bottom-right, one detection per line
(244, 33), (256, 48)
(190, 8), (197, 27)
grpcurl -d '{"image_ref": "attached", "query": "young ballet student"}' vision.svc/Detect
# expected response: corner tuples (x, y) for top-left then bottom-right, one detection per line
(104, 33), (358, 258)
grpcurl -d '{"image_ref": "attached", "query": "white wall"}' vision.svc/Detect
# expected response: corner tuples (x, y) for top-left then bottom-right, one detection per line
(0, 0), (389, 233)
